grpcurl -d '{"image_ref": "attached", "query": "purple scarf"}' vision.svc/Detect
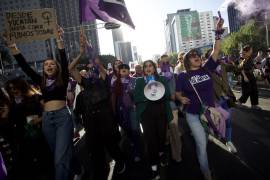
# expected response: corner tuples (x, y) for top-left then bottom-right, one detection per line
(46, 76), (56, 91)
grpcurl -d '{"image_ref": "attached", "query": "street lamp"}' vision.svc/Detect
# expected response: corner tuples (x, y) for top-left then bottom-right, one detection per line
(265, 12), (269, 47)
(0, 52), (4, 75)
(63, 22), (121, 33)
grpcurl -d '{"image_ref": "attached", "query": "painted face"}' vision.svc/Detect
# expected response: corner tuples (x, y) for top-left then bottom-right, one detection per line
(44, 59), (57, 77)
(119, 68), (130, 77)
(188, 51), (202, 69)
(144, 62), (155, 76)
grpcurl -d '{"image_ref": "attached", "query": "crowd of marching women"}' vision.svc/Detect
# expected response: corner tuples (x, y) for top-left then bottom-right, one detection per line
(0, 14), (267, 180)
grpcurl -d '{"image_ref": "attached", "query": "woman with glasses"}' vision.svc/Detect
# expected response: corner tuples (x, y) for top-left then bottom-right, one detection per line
(174, 52), (185, 75)
(175, 17), (224, 180)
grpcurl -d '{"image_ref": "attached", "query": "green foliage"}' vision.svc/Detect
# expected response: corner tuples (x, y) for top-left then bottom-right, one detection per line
(99, 54), (117, 67)
(78, 54), (117, 68)
(221, 20), (268, 56)
(169, 52), (178, 66)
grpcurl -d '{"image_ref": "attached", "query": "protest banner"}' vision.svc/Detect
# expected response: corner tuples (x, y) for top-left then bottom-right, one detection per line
(5, 8), (57, 42)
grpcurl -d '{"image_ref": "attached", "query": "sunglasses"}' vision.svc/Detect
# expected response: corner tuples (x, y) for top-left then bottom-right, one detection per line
(188, 52), (199, 58)
(243, 47), (251, 52)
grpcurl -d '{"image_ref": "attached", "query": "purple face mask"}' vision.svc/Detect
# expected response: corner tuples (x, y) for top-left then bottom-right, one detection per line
(160, 63), (173, 80)
(160, 62), (170, 72)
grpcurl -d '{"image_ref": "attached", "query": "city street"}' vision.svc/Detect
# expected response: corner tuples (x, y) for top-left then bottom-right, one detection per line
(106, 88), (270, 180)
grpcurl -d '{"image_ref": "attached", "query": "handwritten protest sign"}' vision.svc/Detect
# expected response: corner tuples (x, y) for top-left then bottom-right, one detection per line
(5, 8), (57, 42)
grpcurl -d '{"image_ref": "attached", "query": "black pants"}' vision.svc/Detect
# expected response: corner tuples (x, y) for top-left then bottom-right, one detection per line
(141, 102), (167, 166)
(84, 102), (123, 180)
(239, 75), (259, 105)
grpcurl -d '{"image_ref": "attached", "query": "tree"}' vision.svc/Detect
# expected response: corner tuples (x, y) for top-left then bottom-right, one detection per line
(221, 20), (268, 57)
(77, 54), (117, 69)
(99, 54), (117, 68)
(169, 52), (178, 66)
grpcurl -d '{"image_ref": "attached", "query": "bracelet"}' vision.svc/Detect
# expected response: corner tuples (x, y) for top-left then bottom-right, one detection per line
(8, 43), (17, 49)
(56, 39), (64, 43)
(215, 36), (221, 40)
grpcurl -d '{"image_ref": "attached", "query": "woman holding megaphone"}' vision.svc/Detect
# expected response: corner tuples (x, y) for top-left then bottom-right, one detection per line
(134, 60), (172, 179)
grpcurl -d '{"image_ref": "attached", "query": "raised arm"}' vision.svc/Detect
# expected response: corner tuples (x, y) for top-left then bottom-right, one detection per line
(69, 52), (84, 84)
(4, 35), (42, 85)
(55, 26), (69, 86)
(68, 26), (86, 84)
(211, 15), (224, 61)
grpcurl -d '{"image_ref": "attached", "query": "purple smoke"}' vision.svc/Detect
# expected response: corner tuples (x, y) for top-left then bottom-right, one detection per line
(221, 0), (270, 17)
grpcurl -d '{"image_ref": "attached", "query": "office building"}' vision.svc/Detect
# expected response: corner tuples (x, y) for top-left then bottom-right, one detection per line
(132, 46), (138, 61)
(0, 0), (49, 73)
(199, 11), (215, 47)
(165, 9), (215, 54)
(227, 3), (244, 33)
(41, 0), (100, 59)
(0, 0), (100, 73)
(115, 41), (133, 64)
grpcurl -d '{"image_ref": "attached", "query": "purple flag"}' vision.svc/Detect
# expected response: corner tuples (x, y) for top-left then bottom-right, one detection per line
(80, 0), (114, 23)
(99, 0), (135, 29)
(79, 0), (135, 29)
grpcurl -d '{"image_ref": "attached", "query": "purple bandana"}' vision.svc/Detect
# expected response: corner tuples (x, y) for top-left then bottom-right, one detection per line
(46, 77), (56, 91)
(14, 96), (23, 104)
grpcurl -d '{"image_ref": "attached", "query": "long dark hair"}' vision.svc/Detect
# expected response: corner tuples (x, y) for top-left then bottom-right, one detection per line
(41, 59), (64, 88)
(112, 60), (123, 75)
(143, 60), (159, 79)
(183, 49), (200, 72)
(5, 78), (36, 99)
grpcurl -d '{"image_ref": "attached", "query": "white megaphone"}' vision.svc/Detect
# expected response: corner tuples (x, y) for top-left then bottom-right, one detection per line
(144, 77), (165, 101)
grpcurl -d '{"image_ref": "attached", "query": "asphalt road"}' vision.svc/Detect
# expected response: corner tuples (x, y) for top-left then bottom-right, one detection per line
(108, 89), (270, 180)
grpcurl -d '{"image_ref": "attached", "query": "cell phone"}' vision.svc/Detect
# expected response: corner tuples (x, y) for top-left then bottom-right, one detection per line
(218, 11), (222, 18)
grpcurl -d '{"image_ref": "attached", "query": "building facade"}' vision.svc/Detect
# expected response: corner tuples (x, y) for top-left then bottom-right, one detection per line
(41, 0), (100, 60)
(165, 9), (215, 54)
(199, 11), (215, 47)
(227, 3), (244, 33)
(0, 0), (49, 74)
(114, 41), (133, 64)
(0, 0), (100, 74)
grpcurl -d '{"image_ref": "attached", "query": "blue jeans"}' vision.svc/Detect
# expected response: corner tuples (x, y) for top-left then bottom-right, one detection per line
(42, 107), (74, 180)
(186, 113), (210, 173)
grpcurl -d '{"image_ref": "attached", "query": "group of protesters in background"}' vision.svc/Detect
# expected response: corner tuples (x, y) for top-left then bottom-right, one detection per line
(0, 14), (268, 180)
